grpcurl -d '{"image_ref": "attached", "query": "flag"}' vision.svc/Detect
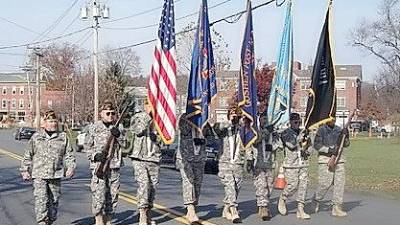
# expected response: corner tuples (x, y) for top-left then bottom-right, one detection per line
(147, 0), (177, 144)
(267, 0), (293, 127)
(237, 0), (258, 148)
(185, 0), (217, 131)
(305, 1), (336, 130)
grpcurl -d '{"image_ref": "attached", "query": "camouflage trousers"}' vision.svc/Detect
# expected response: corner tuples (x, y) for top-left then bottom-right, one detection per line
(177, 159), (205, 206)
(314, 163), (345, 205)
(218, 163), (244, 207)
(281, 167), (309, 204)
(253, 167), (275, 207)
(132, 160), (160, 209)
(90, 168), (120, 216)
(33, 178), (61, 223)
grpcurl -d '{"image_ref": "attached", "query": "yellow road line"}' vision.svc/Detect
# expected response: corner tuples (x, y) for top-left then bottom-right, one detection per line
(0, 147), (218, 225)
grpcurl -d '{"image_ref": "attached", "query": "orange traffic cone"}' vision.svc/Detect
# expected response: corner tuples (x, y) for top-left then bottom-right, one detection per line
(274, 166), (286, 190)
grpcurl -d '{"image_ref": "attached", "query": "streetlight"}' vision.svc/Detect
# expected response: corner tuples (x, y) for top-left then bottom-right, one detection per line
(81, 0), (110, 122)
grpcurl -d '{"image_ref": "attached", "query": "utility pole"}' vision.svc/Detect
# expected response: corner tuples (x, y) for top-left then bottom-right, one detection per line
(20, 64), (33, 125)
(81, 0), (109, 122)
(32, 48), (43, 129)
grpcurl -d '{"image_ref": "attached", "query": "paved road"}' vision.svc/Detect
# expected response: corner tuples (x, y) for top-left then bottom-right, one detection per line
(0, 129), (399, 225)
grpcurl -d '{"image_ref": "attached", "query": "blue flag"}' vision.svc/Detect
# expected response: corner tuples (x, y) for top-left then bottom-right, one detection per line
(186, 0), (217, 131)
(267, 0), (293, 127)
(237, 0), (258, 148)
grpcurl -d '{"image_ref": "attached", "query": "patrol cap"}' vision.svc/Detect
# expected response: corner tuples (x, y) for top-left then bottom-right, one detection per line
(290, 112), (301, 121)
(100, 100), (115, 111)
(44, 110), (57, 121)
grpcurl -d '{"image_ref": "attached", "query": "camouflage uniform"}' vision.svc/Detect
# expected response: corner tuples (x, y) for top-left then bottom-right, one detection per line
(251, 128), (280, 207)
(84, 121), (124, 216)
(214, 122), (246, 207)
(313, 124), (349, 206)
(176, 117), (207, 206)
(20, 130), (76, 224)
(279, 128), (313, 204)
(129, 111), (162, 209)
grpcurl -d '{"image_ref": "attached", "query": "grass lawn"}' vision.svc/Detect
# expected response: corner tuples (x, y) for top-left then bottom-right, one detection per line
(305, 137), (400, 199)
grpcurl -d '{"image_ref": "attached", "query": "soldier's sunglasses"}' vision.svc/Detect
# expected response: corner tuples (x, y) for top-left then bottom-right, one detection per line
(105, 112), (116, 116)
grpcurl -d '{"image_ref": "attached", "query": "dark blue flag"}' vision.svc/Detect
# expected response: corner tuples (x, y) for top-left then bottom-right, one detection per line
(186, 0), (217, 131)
(237, 0), (258, 148)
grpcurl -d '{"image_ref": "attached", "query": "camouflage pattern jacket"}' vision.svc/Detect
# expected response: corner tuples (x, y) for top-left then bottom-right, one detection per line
(280, 128), (313, 168)
(84, 121), (125, 169)
(129, 112), (162, 163)
(314, 124), (350, 164)
(176, 118), (206, 162)
(252, 127), (280, 169)
(214, 122), (248, 165)
(20, 130), (76, 179)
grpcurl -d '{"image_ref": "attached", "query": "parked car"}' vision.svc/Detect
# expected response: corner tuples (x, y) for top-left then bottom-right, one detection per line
(15, 127), (36, 140)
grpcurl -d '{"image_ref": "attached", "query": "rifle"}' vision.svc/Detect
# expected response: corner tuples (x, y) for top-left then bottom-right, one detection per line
(327, 109), (356, 172)
(95, 99), (135, 179)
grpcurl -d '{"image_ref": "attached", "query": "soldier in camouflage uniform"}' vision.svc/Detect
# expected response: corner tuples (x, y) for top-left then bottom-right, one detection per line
(84, 101), (124, 225)
(277, 113), (312, 219)
(20, 110), (76, 225)
(129, 101), (163, 225)
(313, 119), (350, 217)
(249, 113), (279, 221)
(213, 107), (247, 223)
(176, 113), (214, 224)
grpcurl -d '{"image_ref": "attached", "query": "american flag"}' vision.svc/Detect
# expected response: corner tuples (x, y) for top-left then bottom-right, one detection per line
(147, 0), (177, 145)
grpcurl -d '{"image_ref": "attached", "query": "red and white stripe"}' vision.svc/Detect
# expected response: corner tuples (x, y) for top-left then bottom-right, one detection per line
(148, 40), (177, 144)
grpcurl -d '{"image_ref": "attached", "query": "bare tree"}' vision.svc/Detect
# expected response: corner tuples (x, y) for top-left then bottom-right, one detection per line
(350, 0), (400, 114)
(101, 46), (142, 77)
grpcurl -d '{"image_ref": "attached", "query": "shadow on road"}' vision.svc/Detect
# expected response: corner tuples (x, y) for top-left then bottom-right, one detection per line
(70, 210), (136, 225)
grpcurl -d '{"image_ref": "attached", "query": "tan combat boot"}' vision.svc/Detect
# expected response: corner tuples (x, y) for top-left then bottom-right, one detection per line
(139, 208), (148, 225)
(229, 206), (241, 223)
(104, 214), (113, 225)
(332, 204), (347, 217)
(186, 204), (200, 224)
(278, 194), (287, 215)
(37, 222), (47, 225)
(258, 206), (271, 221)
(296, 203), (311, 219)
(222, 204), (232, 220)
(313, 199), (320, 213)
(95, 214), (105, 225)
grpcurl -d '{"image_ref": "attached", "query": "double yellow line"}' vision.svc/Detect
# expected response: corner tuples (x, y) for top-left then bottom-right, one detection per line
(0, 148), (217, 225)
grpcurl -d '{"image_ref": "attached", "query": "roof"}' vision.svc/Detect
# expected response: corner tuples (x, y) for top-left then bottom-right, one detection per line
(0, 72), (35, 83)
(294, 65), (362, 80)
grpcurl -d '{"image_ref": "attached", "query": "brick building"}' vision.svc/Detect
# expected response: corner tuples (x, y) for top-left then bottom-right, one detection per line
(292, 64), (362, 127)
(0, 72), (69, 123)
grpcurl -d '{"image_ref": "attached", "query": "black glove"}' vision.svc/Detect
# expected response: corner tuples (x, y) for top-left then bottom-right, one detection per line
(94, 153), (107, 163)
(149, 132), (158, 142)
(110, 127), (121, 138)
(265, 144), (273, 152)
(328, 147), (337, 155)
(266, 125), (274, 133)
(343, 128), (349, 136)
(301, 150), (309, 160)
(246, 160), (255, 173)
(193, 138), (206, 146)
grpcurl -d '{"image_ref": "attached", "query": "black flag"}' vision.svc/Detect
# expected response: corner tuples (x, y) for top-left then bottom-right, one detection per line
(305, 1), (336, 130)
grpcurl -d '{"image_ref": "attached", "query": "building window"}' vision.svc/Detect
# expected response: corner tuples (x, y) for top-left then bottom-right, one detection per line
(336, 80), (346, 90)
(28, 101), (32, 109)
(1, 99), (6, 108)
(2, 87), (6, 95)
(337, 97), (346, 107)
(18, 111), (25, 121)
(48, 100), (53, 108)
(11, 99), (16, 109)
(300, 80), (310, 90)
(300, 96), (308, 108)
(20, 86), (24, 95)
(19, 99), (24, 109)
(12, 87), (16, 95)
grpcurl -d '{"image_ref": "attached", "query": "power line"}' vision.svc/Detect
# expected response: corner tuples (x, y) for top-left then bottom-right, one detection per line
(0, 52), (26, 56)
(0, 27), (90, 50)
(102, 0), (232, 31)
(103, 0), (183, 24)
(60, 14), (81, 35)
(0, 16), (42, 35)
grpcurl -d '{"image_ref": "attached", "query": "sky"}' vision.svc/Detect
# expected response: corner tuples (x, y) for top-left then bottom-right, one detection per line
(0, 0), (382, 82)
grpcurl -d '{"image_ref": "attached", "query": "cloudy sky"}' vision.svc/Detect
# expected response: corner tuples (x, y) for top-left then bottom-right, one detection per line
(0, 0), (382, 81)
